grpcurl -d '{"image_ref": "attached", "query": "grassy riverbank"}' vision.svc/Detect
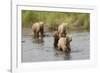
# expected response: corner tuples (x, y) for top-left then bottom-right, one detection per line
(22, 10), (90, 31)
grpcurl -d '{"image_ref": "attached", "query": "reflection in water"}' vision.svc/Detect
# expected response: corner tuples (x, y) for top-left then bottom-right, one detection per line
(54, 48), (71, 60)
(32, 38), (44, 44)
(64, 53), (71, 60)
(22, 31), (90, 62)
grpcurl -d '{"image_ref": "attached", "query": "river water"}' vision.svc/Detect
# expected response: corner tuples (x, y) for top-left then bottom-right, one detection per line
(22, 29), (90, 62)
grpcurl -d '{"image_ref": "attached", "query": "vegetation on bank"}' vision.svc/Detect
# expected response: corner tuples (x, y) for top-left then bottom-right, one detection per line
(22, 10), (90, 31)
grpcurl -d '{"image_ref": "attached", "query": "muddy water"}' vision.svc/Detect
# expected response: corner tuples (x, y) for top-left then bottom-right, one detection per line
(22, 29), (90, 62)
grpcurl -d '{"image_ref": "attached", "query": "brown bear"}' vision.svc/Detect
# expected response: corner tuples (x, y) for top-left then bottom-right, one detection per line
(32, 21), (44, 39)
(57, 35), (72, 52)
(53, 31), (59, 48)
(58, 23), (68, 38)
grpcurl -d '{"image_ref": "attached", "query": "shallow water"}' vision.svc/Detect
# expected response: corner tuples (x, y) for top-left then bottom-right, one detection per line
(22, 29), (90, 62)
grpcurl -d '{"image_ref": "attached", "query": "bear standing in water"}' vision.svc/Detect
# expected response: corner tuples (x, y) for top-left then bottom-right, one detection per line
(53, 31), (59, 48)
(57, 35), (72, 52)
(32, 21), (44, 39)
(58, 23), (68, 38)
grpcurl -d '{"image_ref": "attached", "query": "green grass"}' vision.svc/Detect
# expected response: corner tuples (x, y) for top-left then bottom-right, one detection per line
(22, 10), (90, 31)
